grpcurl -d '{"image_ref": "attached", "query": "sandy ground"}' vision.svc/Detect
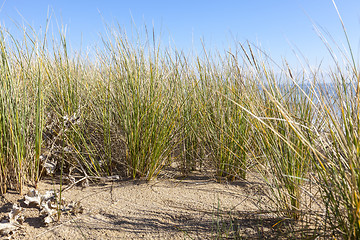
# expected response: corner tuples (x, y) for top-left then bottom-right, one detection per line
(0, 173), (285, 240)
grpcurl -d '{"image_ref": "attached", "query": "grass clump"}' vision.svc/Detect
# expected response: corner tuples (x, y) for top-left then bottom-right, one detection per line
(105, 30), (182, 180)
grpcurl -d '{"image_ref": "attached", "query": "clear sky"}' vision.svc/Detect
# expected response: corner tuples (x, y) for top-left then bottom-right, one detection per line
(0, 0), (359, 69)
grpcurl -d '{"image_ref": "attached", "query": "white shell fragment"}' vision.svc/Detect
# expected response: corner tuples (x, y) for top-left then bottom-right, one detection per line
(23, 188), (83, 225)
(8, 204), (24, 224)
(42, 190), (56, 202)
(0, 204), (23, 236)
(1, 188), (84, 236)
(24, 189), (58, 225)
(40, 198), (58, 225)
(24, 189), (42, 206)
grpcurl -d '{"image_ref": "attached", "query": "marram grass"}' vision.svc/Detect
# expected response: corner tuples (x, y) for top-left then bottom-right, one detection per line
(0, 20), (359, 239)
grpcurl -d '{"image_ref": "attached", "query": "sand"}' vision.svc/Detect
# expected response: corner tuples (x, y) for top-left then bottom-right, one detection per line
(0, 173), (285, 240)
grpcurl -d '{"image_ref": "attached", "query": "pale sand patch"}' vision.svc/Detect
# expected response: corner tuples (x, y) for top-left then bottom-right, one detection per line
(1, 174), (276, 240)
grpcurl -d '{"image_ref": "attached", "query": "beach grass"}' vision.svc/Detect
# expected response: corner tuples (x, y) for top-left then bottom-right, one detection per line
(0, 17), (359, 239)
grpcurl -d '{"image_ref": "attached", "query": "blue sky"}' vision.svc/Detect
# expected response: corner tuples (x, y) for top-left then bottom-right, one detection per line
(0, 0), (359, 69)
